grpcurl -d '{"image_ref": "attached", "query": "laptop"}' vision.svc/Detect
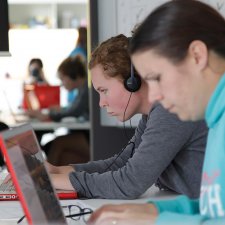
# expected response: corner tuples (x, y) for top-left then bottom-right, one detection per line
(2, 89), (30, 124)
(0, 124), (70, 225)
(23, 84), (60, 110)
(0, 123), (77, 202)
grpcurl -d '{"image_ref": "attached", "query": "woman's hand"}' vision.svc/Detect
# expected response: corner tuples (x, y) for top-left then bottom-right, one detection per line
(3, 173), (12, 183)
(26, 110), (49, 121)
(45, 161), (74, 175)
(87, 203), (158, 225)
(45, 161), (74, 190)
(44, 161), (59, 174)
(49, 173), (74, 191)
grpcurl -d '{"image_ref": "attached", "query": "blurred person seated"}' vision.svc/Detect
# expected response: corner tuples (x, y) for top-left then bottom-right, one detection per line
(27, 56), (89, 122)
(27, 56), (89, 166)
(25, 58), (49, 85)
(22, 58), (50, 111)
(67, 26), (87, 106)
(69, 26), (87, 61)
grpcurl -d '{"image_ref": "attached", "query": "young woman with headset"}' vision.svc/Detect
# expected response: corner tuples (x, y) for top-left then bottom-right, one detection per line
(46, 34), (208, 200)
(87, 1), (225, 225)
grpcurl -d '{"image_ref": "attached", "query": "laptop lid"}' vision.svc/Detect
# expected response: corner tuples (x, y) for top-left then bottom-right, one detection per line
(0, 125), (77, 201)
(23, 84), (60, 110)
(0, 124), (67, 225)
(2, 90), (30, 124)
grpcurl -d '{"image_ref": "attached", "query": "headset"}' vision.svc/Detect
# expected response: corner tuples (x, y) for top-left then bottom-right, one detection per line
(124, 63), (141, 92)
(124, 38), (142, 92)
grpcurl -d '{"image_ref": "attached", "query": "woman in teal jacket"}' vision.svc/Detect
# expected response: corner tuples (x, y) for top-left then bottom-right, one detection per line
(87, 0), (225, 225)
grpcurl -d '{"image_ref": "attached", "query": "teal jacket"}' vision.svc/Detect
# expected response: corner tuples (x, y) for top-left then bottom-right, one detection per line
(151, 74), (225, 225)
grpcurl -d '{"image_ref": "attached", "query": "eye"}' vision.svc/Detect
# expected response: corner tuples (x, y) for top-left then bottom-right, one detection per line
(145, 74), (161, 82)
(99, 89), (108, 94)
(154, 75), (161, 82)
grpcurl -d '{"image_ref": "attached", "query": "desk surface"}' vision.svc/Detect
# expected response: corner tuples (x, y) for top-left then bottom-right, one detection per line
(3, 112), (90, 131)
(30, 121), (90, 131)
(0, 186), (177, 225)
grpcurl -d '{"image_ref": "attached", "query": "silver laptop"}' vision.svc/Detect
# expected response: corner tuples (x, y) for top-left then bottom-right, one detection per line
(0, 123), (67, 225)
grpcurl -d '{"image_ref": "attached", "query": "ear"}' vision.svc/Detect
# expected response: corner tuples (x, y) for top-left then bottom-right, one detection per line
(188, 40), (208, 70)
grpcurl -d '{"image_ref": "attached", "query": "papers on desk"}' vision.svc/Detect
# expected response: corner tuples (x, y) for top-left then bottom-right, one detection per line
(0, 221), (21, 225)
(0, 198), (91, 225)
(0, 200), (92, 225)
(0, 201), (23, 220)
(0, 186), (178, 225)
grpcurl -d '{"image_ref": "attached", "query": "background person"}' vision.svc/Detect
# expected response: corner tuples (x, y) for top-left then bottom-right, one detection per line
(27, 56), (89, 165)
(45, 34), (207, 200)
(25, 58), (49, 85)
(67, 26), (87, 105)
(87, 1), (225, 224)
(22, 58), (49, 110)
(27, 56), (89, 122)
(69, 26), (87, 61)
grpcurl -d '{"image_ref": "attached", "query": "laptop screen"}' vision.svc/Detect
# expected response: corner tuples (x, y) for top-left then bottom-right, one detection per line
(23, 84), (60, 110)
(0, 124), (67, 225)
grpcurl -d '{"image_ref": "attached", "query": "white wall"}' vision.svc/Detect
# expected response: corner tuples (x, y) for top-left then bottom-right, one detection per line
(0, 29), (78, 117)
(0, 29), (77, 82)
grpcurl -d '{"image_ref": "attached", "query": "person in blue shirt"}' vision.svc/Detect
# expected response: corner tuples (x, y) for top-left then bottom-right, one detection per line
(69, 26), (87, 61)
(67, 26), (87, 105)
(87, 0), (225, 225)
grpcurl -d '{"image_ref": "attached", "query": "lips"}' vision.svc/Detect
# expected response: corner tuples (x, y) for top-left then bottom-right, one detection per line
(107, 112), (116, 116)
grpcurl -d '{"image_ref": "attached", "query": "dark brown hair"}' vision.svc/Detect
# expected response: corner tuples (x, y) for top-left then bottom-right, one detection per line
(130, 0), (225, 63)
(89, 34), (137, 80)
(58, 56), (87, 80)
(77, 26), (87, 54)
(29, 58), (43, 68)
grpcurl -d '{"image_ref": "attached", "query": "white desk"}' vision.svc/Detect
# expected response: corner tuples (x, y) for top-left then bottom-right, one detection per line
(62, 185), (177, 210)
(4, 112), (90, 131)
(30, 121), (90, 131)
(0, 186), (177, 225)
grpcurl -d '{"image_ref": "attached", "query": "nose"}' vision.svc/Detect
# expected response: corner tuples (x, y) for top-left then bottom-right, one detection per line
(99, 96), (108, 108)
(148, 82), (163, 104)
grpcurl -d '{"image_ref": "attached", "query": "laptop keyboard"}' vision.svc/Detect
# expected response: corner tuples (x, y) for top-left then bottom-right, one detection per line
(0, 170), (15, 193)
(0, 179), (15, 193)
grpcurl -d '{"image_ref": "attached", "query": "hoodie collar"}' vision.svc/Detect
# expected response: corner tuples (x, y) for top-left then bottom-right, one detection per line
(205, 73), (225, 128)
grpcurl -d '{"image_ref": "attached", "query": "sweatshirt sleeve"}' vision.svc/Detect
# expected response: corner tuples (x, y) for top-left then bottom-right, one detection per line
(151, 196), (225, 225)
(74, 143), (134, 173)
(152, 195), (200, 214)
(49, 84), (89, 122)
(69, 105), (203, 199)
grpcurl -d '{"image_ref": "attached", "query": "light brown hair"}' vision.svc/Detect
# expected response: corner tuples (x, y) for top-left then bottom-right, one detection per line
(89, 34), (136, 80)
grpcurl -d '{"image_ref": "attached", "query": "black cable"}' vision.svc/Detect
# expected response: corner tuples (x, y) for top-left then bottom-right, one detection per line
(104, 92), (136, 171)
(123, 92), (133, 140)
(123, 92), (136, 157)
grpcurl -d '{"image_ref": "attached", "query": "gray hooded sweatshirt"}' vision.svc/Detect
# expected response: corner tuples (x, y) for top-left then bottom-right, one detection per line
(69, 104), (207, 199)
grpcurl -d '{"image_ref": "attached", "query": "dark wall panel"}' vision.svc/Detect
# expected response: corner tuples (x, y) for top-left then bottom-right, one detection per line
(0, 0), (9, 52)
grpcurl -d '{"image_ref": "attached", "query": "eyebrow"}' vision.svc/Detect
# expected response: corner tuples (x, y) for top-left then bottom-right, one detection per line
(144, 72), (159, 78)
(96, 86), (105, 92)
